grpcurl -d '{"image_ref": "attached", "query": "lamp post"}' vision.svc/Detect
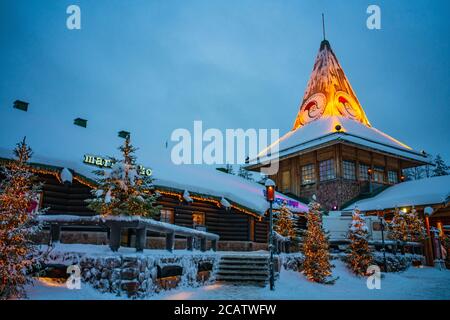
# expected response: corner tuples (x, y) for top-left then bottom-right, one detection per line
(265, 179), (276, 291)
(377, 210), (387, 272)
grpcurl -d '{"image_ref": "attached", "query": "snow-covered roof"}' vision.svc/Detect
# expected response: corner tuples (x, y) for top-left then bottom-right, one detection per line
(0, 147), (308, 216)
(343, 175), (450, 212)
(248, 116), (429, 166)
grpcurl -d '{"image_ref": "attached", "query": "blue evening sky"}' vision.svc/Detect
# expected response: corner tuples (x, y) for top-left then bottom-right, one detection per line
(0, 0), (449, 163)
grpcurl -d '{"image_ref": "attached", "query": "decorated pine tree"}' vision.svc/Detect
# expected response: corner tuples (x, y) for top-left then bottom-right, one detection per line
(274, 202), (297, 240)
(347, 208), (373, 275)
(87, 136), (161, 218)
(389, 208), (409, 243)
(406, 206), (426, 242)
(0, 138), (43, 299)
(237, 166), (252, 181)
(432, 154), (449, 177)
(302, 196), (333, 284)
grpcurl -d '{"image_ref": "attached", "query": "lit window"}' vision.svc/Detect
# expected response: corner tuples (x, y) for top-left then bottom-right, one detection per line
(301, 164), (315, 185)
(343, 160), (356, 180)
(160, 209), (174, 224)
(281, 170), (291, 193)
(319, 159), (336, 181)
(192, 212), (205, 226)
(388, 171), (398, 184)
(359, 164), (369, 181)
(373, 166), (385, 183)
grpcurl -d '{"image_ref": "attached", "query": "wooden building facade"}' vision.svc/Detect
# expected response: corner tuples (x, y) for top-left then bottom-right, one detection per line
(269, 143), (424, 210)
(25, 168), (272, 251)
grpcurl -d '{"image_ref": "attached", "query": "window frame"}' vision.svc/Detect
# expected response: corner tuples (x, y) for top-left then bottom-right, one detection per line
(301, 164), (316, 185)
(159, 208), (174, 224)
(373, 166), (385, 183)
(281, 170), (291, 193)
(359, 163), (370, 181)
(319, 159), (336, 182)
(388, 170), (398, 184)
(192, 212), (206, 227)
(343, 160), (356, 180)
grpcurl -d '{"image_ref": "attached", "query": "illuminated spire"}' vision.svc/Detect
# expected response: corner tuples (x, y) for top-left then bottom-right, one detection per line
(292, 39), (371, 130)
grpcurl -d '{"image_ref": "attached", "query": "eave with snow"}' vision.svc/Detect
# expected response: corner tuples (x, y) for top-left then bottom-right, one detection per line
(344, 175), (450, 214)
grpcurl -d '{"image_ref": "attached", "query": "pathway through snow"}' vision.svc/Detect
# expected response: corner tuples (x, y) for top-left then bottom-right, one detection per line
(25, 261), (450, 300)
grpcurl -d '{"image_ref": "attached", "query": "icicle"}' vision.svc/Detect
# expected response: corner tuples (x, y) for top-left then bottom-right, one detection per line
(60, 168), (73, 184)
(220, 197), (231, 209)
(105, 189), (112, 204)
(183, 190), (193, 203)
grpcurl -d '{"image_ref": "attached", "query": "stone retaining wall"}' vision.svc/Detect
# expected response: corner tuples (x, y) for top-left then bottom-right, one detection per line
(40, 248), (218, 298)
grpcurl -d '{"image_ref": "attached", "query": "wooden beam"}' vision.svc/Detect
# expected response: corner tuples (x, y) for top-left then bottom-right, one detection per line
(186, 236), (193, 251)
(50, 223), (61, 243)
(165, 232), (175, 252)
(200, 238), (207, 252)
(109, 224), (121, 252)
(135, 228), (146, 252)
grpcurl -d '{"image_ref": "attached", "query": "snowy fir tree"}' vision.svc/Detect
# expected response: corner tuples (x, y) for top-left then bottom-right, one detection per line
(389, 207), (409, 253)
(0, 138), (43, 299)
(87, 136), (161, 218)
(347, 208), (373, 276)
(405, 206), (426, 242)
(216, 164), (234, 175)
(237, 166), (253, 181)
(302, 196), (333, 284)
(274, 202), (297, 240)
(432, 154), (449, 176)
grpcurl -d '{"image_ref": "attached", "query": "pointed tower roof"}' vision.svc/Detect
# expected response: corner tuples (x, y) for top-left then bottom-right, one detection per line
(292, 40), (371, 130)
(244, 38), (430, 170)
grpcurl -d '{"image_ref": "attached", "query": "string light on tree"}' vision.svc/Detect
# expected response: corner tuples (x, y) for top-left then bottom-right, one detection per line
(302, 195), (334, 284)
(87, 136), (161, 218)
(0, 138), (44, 299)
(347, 208), (373, 275)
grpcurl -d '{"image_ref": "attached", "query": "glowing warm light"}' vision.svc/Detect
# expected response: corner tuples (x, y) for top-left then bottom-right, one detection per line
(293, 40), (371, 130)
(203, 283), (223, 291)
(36, 277), (67, 288)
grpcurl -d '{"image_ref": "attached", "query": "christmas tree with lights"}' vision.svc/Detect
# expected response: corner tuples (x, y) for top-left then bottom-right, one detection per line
(87, 136), (161, 218)
(302, 196), (333, 284)
(0, 138), (43, 299)
(347, 208), (373, 275)
(406, 206), (426, 242)
(274, 202), (297, 240)
(389, 207), (409, 254)
(389, 207), (409, 242)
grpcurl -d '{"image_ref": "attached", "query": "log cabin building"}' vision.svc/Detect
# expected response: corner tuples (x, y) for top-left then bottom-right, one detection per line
(0, 150), (307, 251)
(245, 39), (430, 210)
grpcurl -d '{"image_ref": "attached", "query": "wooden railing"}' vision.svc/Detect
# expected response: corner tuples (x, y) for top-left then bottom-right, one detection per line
(38, 215), (220, 252)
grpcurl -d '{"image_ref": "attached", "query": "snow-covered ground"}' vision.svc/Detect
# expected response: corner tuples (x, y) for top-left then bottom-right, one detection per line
(25, 261), (450, 300)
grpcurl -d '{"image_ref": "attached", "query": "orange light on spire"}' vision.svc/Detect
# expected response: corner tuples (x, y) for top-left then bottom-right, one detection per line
(293, 40), (371, 130)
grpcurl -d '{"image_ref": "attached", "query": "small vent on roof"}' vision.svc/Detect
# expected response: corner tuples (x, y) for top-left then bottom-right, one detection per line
(74, 118), (87, 128)
(118, 130), (130, 139)
(13, 100), (29, 112)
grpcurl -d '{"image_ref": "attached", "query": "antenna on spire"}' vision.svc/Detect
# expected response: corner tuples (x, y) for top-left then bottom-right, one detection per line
(322, 13), (326, 40)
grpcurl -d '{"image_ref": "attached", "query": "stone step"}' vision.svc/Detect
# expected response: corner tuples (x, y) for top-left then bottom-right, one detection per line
(217, 270), (269, 276)
(220, 256), (268, 261)
(219, 260), (268, 265)
(215, 274), (269, 282)
(217, 265), (268, 271)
